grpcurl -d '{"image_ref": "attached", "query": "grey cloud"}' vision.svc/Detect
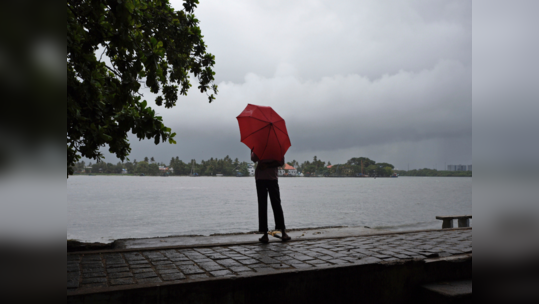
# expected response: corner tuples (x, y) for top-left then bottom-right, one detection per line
(89, 0), (471, 170)
(194, 0), (471, 83)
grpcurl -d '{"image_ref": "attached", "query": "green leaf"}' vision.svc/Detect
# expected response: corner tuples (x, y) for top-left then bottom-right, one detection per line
(155, 96), (163, 106)
(125, 0), (135, 12)
(100, 133), (113, 142)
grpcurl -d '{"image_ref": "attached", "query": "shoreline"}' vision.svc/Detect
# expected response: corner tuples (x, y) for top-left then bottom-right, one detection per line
(67, 225), (473, 254)
(67, 221), (459, 250)
(68, 225), (371, 252)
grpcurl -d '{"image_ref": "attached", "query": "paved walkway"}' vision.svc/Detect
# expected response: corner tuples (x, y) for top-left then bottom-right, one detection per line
(67, 228), (472, 293)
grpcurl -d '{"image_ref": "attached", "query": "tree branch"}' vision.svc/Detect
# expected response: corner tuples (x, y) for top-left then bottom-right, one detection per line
(99, 46), (108, 62)
(106, 65), (121, 78)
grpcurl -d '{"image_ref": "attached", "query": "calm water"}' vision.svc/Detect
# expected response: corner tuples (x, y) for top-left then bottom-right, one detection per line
(67, 176), (472, 243)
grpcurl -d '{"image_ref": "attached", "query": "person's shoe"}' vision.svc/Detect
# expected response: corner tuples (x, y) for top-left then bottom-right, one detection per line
(259, 234), (269, 243)
(281, 230), (291, 242)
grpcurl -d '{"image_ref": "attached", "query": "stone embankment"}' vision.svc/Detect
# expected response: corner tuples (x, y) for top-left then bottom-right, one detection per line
(67, 228), (472, 303)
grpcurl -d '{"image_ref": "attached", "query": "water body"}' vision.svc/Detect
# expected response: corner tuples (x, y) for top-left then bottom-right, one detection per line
(67, 176), (472, 243)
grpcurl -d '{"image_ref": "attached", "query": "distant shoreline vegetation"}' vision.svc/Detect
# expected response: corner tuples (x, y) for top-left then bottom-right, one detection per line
(395, 169), (472, 177)
(71, 156), (252, 177)
(70, 156), (399, 177)
(70, 156), (471, 177)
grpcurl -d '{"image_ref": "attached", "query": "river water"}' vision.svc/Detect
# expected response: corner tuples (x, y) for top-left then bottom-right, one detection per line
(67, 176), (472, 243)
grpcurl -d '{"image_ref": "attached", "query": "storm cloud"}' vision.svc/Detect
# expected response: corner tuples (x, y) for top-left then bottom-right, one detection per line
(92, 0), (472, 170)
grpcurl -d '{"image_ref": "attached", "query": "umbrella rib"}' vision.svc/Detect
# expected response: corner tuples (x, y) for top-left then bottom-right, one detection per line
(257, 108), (271, 122)
(273, 127), (290, 148)
(240, 124), (270, 142)
(273, 124), (287, 135)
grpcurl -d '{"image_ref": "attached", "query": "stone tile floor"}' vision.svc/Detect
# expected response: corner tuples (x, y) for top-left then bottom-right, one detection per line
(67, 229), (472, 291)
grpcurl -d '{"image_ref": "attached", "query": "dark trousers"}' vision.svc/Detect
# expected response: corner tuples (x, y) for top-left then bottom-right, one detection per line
(256, 179), (286, 232)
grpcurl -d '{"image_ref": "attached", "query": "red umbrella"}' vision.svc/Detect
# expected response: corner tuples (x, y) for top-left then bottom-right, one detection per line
(236, 104), (291, 162)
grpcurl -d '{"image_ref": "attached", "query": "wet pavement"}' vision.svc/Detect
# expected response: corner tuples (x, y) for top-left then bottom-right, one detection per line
(67, 228), (472, 294)
(113, 226), (376, 249)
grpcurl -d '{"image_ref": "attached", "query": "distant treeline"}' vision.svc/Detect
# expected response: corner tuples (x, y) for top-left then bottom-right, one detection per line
(168, 156), (251, 176)
(71, 156), (251, 176)
(395, 169), (472, 177)
(71, 155), (397, 177)
(294, 156), (395, 177)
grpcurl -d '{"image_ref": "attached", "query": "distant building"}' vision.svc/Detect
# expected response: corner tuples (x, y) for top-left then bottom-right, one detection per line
(248, 163), (255, 176)
(468, 165), (472, 171)
(158, 166), (172, 174)
(447, 164), (468, 171)
(283, 164), (297, 176)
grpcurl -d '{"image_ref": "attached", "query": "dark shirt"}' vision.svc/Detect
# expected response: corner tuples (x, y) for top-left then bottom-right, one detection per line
(251, 152), (285, 180)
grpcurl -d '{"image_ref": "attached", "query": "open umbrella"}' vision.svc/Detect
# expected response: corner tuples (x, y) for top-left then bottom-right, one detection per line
(236, 104), (291, 162)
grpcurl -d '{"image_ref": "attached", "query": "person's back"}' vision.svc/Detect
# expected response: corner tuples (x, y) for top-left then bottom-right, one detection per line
(251, 152), (282, 180)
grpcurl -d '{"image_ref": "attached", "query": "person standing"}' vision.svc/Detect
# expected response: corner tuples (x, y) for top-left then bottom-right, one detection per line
(251, 149), (291, 243)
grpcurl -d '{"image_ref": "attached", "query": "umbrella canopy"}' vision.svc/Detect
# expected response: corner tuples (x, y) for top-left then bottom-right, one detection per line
(236, 104), (291, 162)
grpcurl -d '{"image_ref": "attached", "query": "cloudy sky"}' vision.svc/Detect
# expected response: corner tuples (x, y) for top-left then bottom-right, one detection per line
(94, 0), (471, 170)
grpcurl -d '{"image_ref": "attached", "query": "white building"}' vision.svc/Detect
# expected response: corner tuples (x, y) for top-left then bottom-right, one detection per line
(283, 164), (297, 176)
(277, 164), (297, 176)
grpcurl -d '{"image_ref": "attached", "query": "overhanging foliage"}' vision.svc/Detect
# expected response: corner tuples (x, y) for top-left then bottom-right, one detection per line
(67, 0), (217, 177)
